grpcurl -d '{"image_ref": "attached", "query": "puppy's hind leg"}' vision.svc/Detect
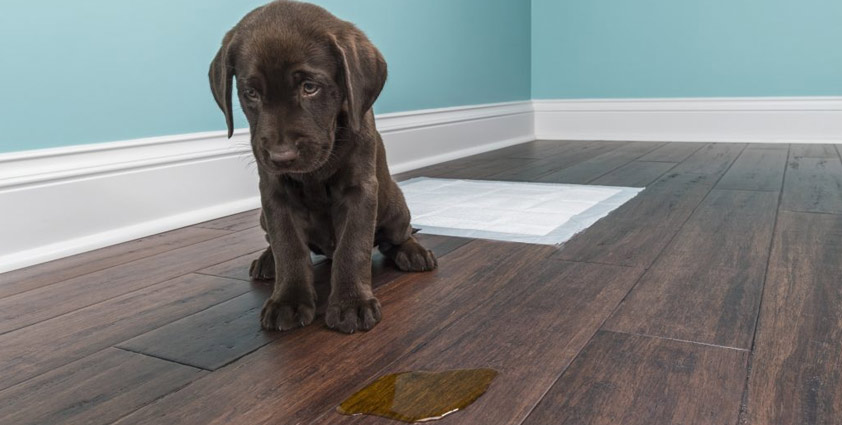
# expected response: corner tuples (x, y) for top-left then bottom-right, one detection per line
(249, 247), (275, 280)
(249, 210), (276, 280)
(377, 192), (437, 272)
(379, 235), (437, 272)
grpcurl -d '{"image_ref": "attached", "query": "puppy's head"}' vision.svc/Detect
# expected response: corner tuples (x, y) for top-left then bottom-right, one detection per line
(209, 1), (387, 174)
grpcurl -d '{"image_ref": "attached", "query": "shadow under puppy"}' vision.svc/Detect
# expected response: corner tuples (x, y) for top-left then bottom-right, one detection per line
(209, 1), (437, 334)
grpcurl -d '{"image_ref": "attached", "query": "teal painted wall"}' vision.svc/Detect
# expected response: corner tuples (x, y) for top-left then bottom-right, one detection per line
(532, 0), (842, 99)
(8, 0), (838, 153)
(0, 0), (531, 153)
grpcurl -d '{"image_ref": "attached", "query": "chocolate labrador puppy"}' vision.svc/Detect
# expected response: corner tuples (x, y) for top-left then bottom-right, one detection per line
(209, 1), (437, 334)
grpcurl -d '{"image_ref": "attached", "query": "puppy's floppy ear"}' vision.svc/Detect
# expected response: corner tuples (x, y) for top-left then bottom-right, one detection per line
(329, 29), (387, 133)
(209, 30), (237, 138)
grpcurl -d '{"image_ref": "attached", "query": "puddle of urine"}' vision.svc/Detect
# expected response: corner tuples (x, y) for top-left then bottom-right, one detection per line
(337, 368), (498, 423)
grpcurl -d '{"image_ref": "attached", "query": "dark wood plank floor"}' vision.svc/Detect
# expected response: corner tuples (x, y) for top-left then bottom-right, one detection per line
(2, 140), (841, 425)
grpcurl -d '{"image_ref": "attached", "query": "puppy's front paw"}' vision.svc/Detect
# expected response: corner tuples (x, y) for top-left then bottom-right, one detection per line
(325, 296), (382, 334)
(393, 239), (437, 272)
(260, 295), (315, 331)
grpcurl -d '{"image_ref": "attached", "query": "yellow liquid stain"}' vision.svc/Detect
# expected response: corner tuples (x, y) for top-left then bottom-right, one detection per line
(337, 369), (498, 423)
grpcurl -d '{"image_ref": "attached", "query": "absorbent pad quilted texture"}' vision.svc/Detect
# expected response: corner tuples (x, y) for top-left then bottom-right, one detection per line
(398, 177), (642, 245)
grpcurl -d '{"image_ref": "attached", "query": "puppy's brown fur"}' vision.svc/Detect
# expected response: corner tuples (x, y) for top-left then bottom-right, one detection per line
(209, 1), (436, 334)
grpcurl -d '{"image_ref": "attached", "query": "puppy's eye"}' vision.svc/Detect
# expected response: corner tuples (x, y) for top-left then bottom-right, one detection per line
(243, 88), (259, 100)
(301, 81), (320, 96)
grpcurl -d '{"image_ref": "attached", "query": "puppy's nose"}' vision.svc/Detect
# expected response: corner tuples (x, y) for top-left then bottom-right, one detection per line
(266, 147), (299, 163)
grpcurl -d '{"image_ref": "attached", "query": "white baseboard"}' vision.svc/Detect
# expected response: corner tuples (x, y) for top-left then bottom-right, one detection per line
(0, 101), (533, 272)
(377, 101), (534, 173)
(534, 97), (842, 143)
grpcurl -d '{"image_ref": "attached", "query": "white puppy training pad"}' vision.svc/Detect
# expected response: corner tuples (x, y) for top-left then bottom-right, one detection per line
(399, 178), (643, 245)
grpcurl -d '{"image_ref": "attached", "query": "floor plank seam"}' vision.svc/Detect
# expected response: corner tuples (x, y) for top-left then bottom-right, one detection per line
(0, 346), (207, 425)
(583, 143), (668, 184)
(600, 149), (686, 193)
(194, 223), (259, 232)
(638, 159), (686, 163)
(602, 329), (750, 352)
(192, 271), (253, 282)
(195, 224), (259, 232)
(114, 346), (212, 371)
(111, 371), (206, 425)
(172, 236), (272, 275)
(638, 142), (706, 164)
(712, 188), (783, 194)
(529, 142), (633, 181)
(190, 247), (268, 281)
(735, 143), (791, 425)
(0, 346), (117, 396)
(0, 228), (244, 302)
(637, 153), (687, 182)
(548, 255), (640, 269)
(0, 226), (277, 336)
(681, 142), (709, 161)
(203, 338), (283, 372)
(565, 142), (649, 179)
(0, 272), (247, 338)
(778, 208), (842, 216)
(715, 187), (783, 193)
(503, 141), (615, 162)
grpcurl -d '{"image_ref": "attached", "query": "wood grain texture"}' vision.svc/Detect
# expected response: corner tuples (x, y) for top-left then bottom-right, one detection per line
(0, 273), (248, 391)
(391, 153), (525, 182)
(114, 241), (559, 425)
(0, 226), (230, 298)
(0, 226), (265, 334)
(487, 141), (624, 181)
(717, 146), (789, 191)
(314, 261), (645, 425)
(0, 348), (203, 425)
(536, 142), (664, 184)
(557, 171), (719, 267)
(501, 140), (595, 159)
(424, 158), (536, 180)
(746, 143), (788, 150)
(668, 143), (745, 176)
(637, 142), (705, 162)
(557, 143), (744, 267)
(194, 209), (261, 232)
(604, 190), (778, 348)
(591, 161), (676, 187)
(781, 156), (842, 214)
(522, 331), (748, 425)
(119, 235), (470, 371)
(744, 212), (842, 424)
(790, 143), (839, 158)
